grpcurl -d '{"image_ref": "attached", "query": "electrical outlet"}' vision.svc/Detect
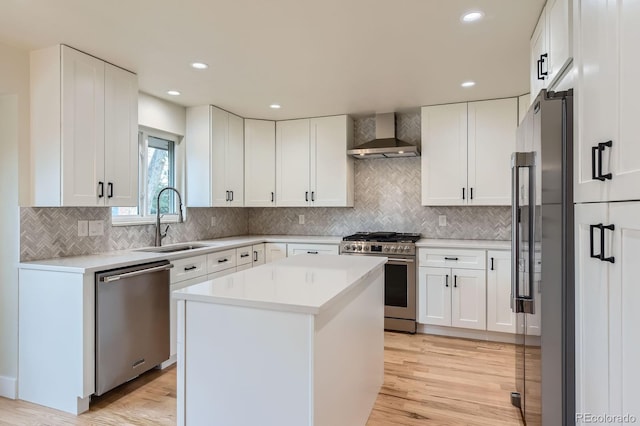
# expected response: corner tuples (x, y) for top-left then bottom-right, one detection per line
(298, 214), (305, 225)
(77, 220), (89, 237)
(88, 220), (104, 236)
(438, 215), (447, 227)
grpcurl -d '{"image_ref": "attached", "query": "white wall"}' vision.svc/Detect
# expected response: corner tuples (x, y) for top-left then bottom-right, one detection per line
(0, 41), (30, 399)
(138, 92), (186, 137)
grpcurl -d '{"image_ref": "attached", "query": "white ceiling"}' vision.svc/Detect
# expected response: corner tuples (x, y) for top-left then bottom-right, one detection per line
(0, 0), (544, 120)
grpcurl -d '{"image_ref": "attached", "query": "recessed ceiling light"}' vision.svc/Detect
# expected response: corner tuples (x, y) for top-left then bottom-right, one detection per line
(461, 81), (476, 88)
(191, 62), (209, 70)
(461, 11), (484, 23)
(167, 90), (181, 96)
(270, 104), (281, 109)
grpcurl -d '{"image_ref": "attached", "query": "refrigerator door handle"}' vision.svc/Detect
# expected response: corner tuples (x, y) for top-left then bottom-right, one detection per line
(511, 152), (536, 314)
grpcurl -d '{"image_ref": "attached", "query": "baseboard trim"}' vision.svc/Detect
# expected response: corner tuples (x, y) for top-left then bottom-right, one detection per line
(0, 375), (17, 399)
(417, 324), (519, 344)
(159, 355), (176, 370)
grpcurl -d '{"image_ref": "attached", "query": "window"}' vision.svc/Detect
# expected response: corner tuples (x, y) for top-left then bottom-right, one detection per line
(112, 129), (181, 224)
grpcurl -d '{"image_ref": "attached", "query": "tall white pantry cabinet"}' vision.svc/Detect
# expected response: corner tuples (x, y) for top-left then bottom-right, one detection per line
(574, 0), (640, 421)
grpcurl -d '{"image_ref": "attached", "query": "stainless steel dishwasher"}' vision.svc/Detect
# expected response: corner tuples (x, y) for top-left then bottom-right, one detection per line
(95, 260), (172, 396)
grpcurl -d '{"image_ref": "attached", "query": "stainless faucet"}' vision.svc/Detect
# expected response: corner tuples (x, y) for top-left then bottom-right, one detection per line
(154, 187), (185, 246)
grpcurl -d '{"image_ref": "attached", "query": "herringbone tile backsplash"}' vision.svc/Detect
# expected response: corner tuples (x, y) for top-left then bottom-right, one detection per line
(20, 112), (510, 261)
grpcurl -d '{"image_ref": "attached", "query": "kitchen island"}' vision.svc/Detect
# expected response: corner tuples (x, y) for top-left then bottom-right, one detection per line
(173, 254), (386, 426)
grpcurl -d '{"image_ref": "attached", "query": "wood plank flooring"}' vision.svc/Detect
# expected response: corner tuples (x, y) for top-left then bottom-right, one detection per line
(0, 333), (522, 425)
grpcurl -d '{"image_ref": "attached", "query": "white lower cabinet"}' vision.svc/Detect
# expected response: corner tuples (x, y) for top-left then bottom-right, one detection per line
(418, 266), (486, 330)
(208, 268), (237, 280)
(486, 251), (516, 333)
(575, 201), (640, 421)
(265, 243), (287, 263)
(286, 243), (339, 256)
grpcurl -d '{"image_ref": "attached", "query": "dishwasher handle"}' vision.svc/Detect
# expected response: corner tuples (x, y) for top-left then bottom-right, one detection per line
(101, 264), (174, 282)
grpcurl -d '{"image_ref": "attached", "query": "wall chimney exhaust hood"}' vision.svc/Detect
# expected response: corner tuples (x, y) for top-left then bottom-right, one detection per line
(347, 113), (420, 158)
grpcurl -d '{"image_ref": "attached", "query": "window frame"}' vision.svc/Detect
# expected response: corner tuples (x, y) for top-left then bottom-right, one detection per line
(112, 126), (185, 226)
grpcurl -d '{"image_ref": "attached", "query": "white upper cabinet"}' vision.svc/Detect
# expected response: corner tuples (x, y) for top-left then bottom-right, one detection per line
(244, 119), (276, 207)
(421, 103), (468, 206)
(530, 0), (572, 98)
(467, 98), (518, 206)
(30, 45), (138, 207)
(186, 105), (244, 207)
(276, 115), (354, 207)
(422, 98), (517, 206)
(575, 0), (640, 203)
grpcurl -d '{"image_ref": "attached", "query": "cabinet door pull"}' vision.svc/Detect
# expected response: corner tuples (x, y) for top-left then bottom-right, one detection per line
(305, 191), (309, 202)
(311, 191), (315, 202)
(589, 224), (600, 259)
(470, 187), (473, 200)
(225, 191), (229, 201)
(271, 192), (274, 203)
(253, 251), (258, 262)
(230, 191), (234, 201)
(107, 182), (113, 198)
(444, 257), (459, 261)
(538, 53), (548, 79)
(307, 251), (319, 254)
(445, 274), (449, 287)
(98, 181), (104, 198)
(454, 275), (458, 288)
(600, 224), (615, 264)
(462, 188), (465, 200)
(218, 258), (228, 263)
(592, 141), (613, 181)
(240, 253), (250, 258)
(537, 57), (543, 80)
(490, 257), (494, 271)
(184, 265), (197, 271)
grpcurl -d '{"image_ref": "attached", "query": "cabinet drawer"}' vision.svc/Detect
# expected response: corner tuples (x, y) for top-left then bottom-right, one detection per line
(207, 249), (237, 274)
(287, 243), (339, 256)
(418, 248), (486, 270)
(170, 255), (207, 283)
(236, 246), (253, 266)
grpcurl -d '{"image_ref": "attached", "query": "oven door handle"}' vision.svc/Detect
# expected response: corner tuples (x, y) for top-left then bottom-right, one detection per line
(386, 258), (414, 263)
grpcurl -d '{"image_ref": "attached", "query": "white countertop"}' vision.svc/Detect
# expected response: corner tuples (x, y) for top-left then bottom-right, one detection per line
(18, 235), (342, 274)
(173, 254), (386, 315)
(416, 238), (511, 250)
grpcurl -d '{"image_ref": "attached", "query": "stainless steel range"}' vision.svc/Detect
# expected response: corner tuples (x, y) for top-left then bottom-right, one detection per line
(341, 232), (420, 333)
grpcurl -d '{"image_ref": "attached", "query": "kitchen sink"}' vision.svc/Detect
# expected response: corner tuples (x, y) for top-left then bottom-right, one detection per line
(136, 243), (214, 253)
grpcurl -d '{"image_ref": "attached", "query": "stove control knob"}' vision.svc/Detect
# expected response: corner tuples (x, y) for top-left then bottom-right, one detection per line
(390, 246), (397, 252)
(357, 245), (362, 251)
(363, 245), (369, 251)
(403, 246), (411, 252)
(383, 247), (390, 252)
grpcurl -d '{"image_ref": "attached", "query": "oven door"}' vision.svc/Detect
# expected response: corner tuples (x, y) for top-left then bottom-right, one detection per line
(383, 257), (416, 321)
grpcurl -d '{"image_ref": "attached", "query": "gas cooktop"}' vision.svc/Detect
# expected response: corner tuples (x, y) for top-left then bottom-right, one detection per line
(342, 232), (421, 243)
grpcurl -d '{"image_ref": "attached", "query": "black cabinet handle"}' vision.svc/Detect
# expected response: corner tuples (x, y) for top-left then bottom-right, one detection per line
(240, 253), (250, 258)
(225, 191), (229, 201)
(470, 187), (473, 200)
(218, 258), (228, 263)
(253, 251), (258, 262)
(184, 266), (197, 271)
(462, 188), (465, 200)
(107, 182), (113, 198)
(307, 251), (319, 254)
(490, 257), (494, 270)
(592, 141), (613, 181)
(454, 275), (458, 288)
(445, 274), (449, 288)
(590, 223), (616, 263)
(98, 181), (104, 198)
(271, 192), (274, 203)
(537, 53), (548, 80)
(230, 191), (234, 201)
(305, 191), (309, 202)
(444, 257), (459, 261)
(311, 191), (315, 202)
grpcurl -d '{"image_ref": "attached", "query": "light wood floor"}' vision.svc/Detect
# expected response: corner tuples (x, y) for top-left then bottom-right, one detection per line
(0, 333), (522, 425)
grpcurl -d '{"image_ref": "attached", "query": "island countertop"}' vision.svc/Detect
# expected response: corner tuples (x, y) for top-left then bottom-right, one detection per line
(173, 254), (387, 315)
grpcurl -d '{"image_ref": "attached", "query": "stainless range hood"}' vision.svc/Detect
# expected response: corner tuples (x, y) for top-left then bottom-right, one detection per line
(347, 113), (420, 158)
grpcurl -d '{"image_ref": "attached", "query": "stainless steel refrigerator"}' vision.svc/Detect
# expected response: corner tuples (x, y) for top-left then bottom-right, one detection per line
(510, 89), (575, 425)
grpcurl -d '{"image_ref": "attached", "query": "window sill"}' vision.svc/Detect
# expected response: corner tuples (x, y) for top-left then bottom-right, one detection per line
(111, 215), (182, 227)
